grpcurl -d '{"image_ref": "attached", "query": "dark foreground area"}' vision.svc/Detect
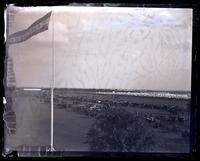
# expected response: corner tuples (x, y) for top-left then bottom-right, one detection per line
(3, 88), (190, 156)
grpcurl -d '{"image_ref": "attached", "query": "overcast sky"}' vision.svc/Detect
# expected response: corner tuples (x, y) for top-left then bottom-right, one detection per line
(6, 6), (192, 91)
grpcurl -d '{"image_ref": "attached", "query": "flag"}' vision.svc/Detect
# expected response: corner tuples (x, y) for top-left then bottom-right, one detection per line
(7, 11), (52, 45)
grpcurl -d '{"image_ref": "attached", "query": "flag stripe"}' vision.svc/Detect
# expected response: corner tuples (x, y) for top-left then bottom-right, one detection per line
(7, 11), (52, 44)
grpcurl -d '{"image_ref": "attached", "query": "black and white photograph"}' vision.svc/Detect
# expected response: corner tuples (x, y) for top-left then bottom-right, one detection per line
(3, 5), (192, 156)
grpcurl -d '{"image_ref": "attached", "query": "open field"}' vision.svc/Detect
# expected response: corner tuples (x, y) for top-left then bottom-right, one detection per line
(4, 88), (190, 155)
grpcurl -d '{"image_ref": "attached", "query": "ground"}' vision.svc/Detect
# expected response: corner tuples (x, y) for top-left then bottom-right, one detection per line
(3, 88), (190, 156)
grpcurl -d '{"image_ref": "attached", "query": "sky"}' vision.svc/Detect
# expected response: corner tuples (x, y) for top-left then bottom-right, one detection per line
(6, 6), (193, 91)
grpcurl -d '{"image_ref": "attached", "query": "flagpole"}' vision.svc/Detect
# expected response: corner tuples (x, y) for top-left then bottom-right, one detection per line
(50, 10), (55, 152)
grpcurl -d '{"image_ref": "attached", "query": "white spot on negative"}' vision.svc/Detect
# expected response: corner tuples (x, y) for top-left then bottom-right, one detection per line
(3, 97), (7, 104)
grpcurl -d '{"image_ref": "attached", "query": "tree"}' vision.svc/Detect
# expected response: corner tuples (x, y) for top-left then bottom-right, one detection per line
(85, 105), (155, 152)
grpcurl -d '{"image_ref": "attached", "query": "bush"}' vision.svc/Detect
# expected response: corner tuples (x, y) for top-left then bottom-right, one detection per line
(85, 105), (155, 152)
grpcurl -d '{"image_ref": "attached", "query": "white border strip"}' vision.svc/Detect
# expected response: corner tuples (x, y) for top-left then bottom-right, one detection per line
(23, 88), (41, 91)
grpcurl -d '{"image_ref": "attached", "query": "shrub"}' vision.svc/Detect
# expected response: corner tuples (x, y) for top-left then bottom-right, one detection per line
(85, 105), (155, 152)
